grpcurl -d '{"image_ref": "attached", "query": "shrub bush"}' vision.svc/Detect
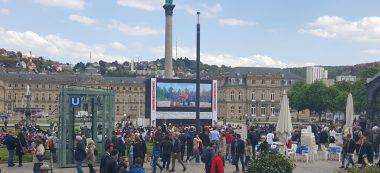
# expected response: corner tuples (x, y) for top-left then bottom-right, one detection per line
(348, 165), (380, 173)
(247, 151), (296, 173)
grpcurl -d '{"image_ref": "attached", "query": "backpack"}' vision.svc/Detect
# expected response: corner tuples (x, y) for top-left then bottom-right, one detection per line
(48, 139), (54, 149)
(201, 147), (213, 164)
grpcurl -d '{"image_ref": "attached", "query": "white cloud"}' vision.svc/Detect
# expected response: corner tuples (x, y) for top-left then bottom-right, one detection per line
(362, 49), (380, 56)
(150, 46), (313, 68)
(219, 18), (256, 26)
(108, 20), (161, 36)
(0, 27), (127, 63)
(116, 0), (161, 11)
(0, 8), (10, 15)
(34, 0), (85, 10)
(184, 3), (222, 18)
(301, 16), (380, 43)
(69, 14), (96, 25)
(110, 41), (127, 51)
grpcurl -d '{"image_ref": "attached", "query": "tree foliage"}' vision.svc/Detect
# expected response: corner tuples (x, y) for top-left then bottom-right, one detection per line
(73, 62), (86, 72)
(288, 67), (380, 121)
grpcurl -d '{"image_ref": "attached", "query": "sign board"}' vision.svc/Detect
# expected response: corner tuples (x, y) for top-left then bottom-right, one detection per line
(70, 96), (82, 109)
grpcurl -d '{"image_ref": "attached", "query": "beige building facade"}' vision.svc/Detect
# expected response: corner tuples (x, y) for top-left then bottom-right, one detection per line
(0, 73), (145, 120)
(215, 69), (303, 119)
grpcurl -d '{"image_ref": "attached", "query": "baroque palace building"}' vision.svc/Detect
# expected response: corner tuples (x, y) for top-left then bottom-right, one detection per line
(214, 67), (303, 119)
(0, 72), (145, 120)
(0, 67), (304, 120)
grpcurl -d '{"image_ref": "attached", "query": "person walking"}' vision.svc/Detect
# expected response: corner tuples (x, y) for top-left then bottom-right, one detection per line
(16, 131), (27, 167)
(211, 150), (224, 173)
(201, 142), (215, 173)
(225, 131), (233, 163)
(189, 134), (202, 163)
(4, 132), (17, 167)
(245, 139), (252, 166)
(344, 134), (356, 170)
(152, 140), (163, 173)
(86, 139), (97, 173)
(32, 138), (45, 173)
(234, 134), (245, 172)
(74, 136), (87, 173)
(161, 135), (173, 171)
(169, 133), (186, 172)
(185, 126), (196, 162)
(219, 133), (227, 165)
(339, 134), (348, 169)
(100, 141), (114, 173)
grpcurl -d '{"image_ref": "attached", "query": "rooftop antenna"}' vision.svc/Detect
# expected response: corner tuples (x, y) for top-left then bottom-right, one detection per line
(89, 52), (92, 63)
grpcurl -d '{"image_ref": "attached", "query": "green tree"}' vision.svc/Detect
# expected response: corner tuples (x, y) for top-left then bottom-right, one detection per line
(73, 62), (86, 72)
(288, 81), (308, 112)
(358, 67), (380, 80)
(306, 81), (330, 121)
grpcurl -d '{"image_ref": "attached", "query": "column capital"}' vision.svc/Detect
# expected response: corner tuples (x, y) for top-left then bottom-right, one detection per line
(163, 4), (175, 16)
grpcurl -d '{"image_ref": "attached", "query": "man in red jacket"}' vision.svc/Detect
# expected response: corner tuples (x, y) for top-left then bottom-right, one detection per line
(211, 150), (224, 173)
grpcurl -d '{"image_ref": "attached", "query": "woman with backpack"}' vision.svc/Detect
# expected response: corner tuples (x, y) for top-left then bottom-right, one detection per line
(32, 138), (45, 173)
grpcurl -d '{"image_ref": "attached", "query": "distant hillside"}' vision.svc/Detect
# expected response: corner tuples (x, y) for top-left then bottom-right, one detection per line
(285, 61), (380, 79)
(1, 48), (379, 79)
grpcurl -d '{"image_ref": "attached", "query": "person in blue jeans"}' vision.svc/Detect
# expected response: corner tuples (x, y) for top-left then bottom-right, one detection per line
(4, 132), (17, 167)
(74, 136), (86, 173)
(152, 142), (163, 173)
(345, 134), (357, 170)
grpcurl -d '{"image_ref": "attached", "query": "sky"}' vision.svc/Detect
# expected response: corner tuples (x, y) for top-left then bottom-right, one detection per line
(0, 0), (379, 68)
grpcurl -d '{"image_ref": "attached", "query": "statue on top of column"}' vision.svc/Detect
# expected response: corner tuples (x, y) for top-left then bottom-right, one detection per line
(165, 0), (173, 5)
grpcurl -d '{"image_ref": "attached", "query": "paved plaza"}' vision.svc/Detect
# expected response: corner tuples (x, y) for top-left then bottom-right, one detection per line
(0, 158), (341, 173)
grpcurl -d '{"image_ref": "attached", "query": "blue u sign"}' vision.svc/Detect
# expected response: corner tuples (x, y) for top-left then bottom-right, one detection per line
(70, 96), (82, 108)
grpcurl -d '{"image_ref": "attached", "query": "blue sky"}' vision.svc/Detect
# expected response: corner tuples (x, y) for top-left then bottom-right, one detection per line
(0, 0), (379, 67)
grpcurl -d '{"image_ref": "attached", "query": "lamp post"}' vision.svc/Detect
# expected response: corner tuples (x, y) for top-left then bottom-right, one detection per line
(196, 12), (201, 132)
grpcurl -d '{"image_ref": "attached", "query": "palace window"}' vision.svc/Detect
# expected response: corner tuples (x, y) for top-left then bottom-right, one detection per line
(261, 79), (266, 85)
(49, 94), (52, 101)
(251, 105), (256, 115)
(271, 80), (275, 85)
(261, 106), (266, 115)
(261, 90), (266, 100)
(116, 106), (120, 112)
(230, 91), (235, 101)
(252, 79), (256, 84)
(271, 106), (275, 115)
(238, 92), (242, 100)
(270, 91), (275, 101)
(251, 91), (256, 100)
(238, 106), (242, 114)
(230, 106), (235, 114)
(49, 105), (52, 111)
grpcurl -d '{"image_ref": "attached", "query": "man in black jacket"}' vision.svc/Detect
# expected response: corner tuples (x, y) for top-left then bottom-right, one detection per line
(235, 134), (245, 172)
(100, 141), (114, 173)
(161, 135), (173, 171)
(103, 149), (119, 173)
(74, 136), (87, 173)
(247, 127), (259, 159)
(169, 133), (186, 172)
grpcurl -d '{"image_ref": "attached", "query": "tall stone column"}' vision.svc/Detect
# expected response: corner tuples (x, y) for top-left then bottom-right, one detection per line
(163, 2), (175, 78)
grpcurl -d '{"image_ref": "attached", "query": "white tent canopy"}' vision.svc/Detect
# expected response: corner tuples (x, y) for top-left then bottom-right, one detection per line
(345, 93), (354, 135)
(276, 91), (293, 143)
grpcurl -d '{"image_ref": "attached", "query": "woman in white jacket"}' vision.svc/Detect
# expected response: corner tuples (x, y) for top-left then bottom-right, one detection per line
(32, 138), (45, 173)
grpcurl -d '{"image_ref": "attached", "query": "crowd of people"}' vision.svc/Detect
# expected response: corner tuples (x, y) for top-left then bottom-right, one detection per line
(1, 118), (58, 173)
(1, 117), (380, 173)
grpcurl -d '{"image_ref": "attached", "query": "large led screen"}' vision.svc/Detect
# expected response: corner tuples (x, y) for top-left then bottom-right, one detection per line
(156, 82), (212, 108)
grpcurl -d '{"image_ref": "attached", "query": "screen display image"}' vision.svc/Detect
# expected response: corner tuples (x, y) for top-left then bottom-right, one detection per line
(156, 82), (212, 108)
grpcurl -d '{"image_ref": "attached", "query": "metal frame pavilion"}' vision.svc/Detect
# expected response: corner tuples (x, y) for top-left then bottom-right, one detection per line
(57, 85), (115, 167)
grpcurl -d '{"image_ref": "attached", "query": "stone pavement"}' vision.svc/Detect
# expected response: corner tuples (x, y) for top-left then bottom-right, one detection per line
(0, 159), (342, 173)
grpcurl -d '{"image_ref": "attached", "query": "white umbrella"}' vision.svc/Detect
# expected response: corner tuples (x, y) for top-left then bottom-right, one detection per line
(345, 93), (354, 135)
(276, 91), (293, 144)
